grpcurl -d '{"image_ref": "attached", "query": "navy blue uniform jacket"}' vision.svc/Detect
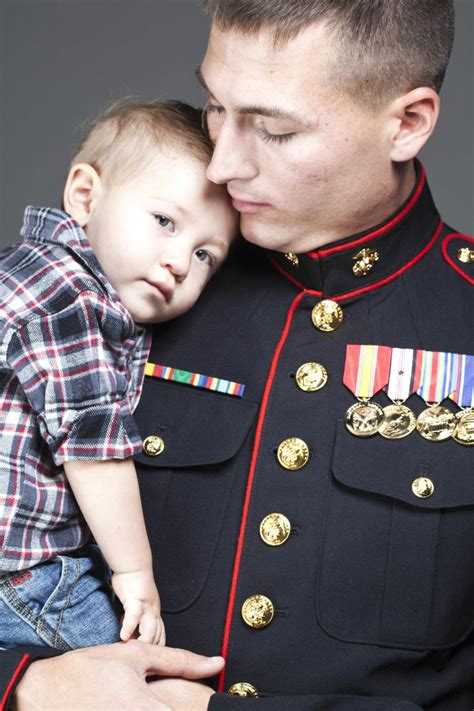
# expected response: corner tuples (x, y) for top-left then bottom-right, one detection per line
(1, 165), (473, 709)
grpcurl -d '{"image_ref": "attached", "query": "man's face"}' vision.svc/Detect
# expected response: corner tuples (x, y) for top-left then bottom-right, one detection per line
(199, 23), (394, 253)
(84, 149), (237, 323)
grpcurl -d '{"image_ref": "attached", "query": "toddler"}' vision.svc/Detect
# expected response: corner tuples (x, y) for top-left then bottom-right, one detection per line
(0, 99), (237, 650)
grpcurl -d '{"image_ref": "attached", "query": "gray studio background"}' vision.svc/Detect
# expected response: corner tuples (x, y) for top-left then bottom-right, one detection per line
(0, 0), (472, 247)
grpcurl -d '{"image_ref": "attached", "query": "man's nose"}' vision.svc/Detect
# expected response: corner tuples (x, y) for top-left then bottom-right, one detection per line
(206, 121), (257, 185)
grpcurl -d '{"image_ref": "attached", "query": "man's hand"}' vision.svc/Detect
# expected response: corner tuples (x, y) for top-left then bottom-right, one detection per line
(150, 679), (216, 711)
(14, 641), (224, 711)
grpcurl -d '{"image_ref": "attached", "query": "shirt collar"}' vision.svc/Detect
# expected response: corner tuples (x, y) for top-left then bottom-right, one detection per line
(269, 162), (442, 301)
(21, 206), (113, 295)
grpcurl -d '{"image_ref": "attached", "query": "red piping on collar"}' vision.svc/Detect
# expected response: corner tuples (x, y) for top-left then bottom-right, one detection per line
(271, 218), (443, 302)
(441, 233), (474, 285)
(307, 166), (426, 260)
(217, 291), (306, 693)
(0, 654), (30, 711)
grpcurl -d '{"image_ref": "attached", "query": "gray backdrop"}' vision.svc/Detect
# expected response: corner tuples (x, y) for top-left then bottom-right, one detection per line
(1, 0), (472, 247)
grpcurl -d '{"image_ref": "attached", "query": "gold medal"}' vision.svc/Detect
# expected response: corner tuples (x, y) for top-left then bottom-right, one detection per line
(345, 401), (385, 437)
(416, 405), (456, 441)
(379, 403), (417, 440)
(452, 408), (474, 446)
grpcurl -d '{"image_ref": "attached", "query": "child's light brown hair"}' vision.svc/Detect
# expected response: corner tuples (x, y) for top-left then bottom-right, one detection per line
(71, 98), (213, 185)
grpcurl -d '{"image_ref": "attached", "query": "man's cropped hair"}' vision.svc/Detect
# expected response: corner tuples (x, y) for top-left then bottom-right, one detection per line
(203, 0), (455, 108)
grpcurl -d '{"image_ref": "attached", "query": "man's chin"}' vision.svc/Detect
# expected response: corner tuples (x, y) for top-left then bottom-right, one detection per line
(240, 217), (296, 253)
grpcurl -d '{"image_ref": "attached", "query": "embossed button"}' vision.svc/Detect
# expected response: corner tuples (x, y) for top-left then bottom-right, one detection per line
(276, 437), (309, 470)
(142, 435), (165, 457)
(311, 300), (343, 332)
(412, 477), (435, 499)
(228, 683), (259, 697)
(295, 362), (328, 392)
(259, 513), (291, 546)
(457, 247), (474, 263)
(241, 595), (275, 629)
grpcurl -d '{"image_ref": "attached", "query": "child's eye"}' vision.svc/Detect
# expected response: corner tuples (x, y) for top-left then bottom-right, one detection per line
(195, 249), (215, 267)
(155, 214), (174, 231)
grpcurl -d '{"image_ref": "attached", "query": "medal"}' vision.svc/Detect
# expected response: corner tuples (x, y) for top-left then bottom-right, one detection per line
(449, 354), (474, 445)
(379, 347), (416, 439)
(343, 345), (390, 437)
(415, 350), (457, 441)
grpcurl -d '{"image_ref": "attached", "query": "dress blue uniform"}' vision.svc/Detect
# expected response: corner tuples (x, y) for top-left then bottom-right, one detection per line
(1, 163), (473, 709)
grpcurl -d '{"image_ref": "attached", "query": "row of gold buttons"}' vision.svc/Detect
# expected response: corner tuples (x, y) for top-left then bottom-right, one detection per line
(228, 301), (341, 696)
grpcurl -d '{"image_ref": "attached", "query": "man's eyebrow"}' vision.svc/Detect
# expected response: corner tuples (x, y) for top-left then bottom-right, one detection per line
(195, 65), (314, 127)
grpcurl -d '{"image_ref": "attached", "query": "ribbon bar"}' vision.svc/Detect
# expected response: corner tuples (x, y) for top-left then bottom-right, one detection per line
(145, 362), (246, 398)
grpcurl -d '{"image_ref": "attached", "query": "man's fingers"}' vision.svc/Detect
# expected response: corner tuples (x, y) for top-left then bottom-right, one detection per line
(139, 645), (225, 679)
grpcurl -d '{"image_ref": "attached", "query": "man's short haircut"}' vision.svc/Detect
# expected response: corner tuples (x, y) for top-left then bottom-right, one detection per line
(203, 0), (455, 108)
(71, 99), (213, 185)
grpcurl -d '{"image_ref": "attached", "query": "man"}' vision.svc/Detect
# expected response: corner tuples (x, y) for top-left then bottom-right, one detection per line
(1, 1), (473, 709)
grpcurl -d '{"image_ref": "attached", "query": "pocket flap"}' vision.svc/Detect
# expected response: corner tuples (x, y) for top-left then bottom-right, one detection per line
(332, 419), (474, 508)
(134, 377), (259, 468)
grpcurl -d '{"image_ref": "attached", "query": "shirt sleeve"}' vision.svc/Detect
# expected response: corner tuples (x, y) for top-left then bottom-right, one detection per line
(6, 290), (144, 465)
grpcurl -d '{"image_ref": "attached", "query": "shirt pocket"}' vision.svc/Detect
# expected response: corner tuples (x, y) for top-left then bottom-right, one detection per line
(316, 419), (474, 650)
(133, 378), (259, 613)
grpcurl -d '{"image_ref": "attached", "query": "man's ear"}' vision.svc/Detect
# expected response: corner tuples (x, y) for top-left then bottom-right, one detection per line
(63, 163), (103, 227)
(388, 87), (440, 163)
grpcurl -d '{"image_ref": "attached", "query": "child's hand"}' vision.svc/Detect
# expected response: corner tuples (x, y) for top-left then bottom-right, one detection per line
(112, 569), (165, 645)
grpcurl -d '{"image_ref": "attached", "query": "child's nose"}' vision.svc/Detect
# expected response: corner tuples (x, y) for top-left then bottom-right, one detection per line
(161, 247), (192, 281)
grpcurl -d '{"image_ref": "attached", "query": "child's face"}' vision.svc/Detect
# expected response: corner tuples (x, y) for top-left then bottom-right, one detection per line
(84, 149), (238, 323)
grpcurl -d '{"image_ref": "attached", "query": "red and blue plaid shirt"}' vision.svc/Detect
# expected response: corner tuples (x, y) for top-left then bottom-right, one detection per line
(0, 207), (151, 573)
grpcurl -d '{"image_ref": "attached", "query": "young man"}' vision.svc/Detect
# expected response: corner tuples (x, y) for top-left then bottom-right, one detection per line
(2, 1), (473, 709)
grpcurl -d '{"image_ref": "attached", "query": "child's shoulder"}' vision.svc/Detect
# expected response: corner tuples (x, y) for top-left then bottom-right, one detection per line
(0, 238), (106, 330)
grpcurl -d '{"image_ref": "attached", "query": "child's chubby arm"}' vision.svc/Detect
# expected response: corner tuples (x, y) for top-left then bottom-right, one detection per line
(63, 458), (165, 646)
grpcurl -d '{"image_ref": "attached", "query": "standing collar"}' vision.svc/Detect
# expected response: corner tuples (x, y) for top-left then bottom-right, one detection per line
(21, 206), (114, 297)
(269, 162), (443, 301)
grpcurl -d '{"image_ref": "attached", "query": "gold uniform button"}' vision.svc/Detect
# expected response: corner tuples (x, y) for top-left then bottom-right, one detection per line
(142, 435), (165, 457)
(457, 247), (474, 263)
(277, 437), (310, 470)
(241, 594), (275, 628)
(311, 300), (343, 332)
(260, 513), (291, 546)
(295, 362), (328, 392)
(228, 683), (259, 697)
(412, 477), (435, 499)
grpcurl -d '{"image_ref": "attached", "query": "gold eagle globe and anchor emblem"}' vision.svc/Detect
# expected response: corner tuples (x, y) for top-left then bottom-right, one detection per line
(352, 248), (380, 277)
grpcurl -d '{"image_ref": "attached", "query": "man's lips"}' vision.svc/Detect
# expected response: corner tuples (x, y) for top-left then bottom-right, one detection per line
(230, 196), (272, 214)
(145, 280), (173, 303)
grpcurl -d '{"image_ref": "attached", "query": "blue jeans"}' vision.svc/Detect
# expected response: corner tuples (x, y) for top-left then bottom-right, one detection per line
(0, 546), (121, 650)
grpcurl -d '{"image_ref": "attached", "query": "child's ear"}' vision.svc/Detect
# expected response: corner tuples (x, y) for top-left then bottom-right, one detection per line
(63, 163), (103, 227)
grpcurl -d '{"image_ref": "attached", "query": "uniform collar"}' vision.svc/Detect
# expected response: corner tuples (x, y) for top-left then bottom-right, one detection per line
(269, 162), (442, 301)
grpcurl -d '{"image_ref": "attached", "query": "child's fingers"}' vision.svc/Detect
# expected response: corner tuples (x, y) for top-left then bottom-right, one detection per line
(137, 609), (159, 644)
(154, 617), (166, 646)
(120, 600), (143, 641)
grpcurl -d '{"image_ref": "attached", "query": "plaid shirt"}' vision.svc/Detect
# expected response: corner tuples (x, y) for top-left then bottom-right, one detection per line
(0, 207), (151, 573)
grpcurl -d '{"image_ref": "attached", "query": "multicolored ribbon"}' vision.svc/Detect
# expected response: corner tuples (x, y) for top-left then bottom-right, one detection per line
(385, 347), (415, 402)
(144, 362), (246, 398)
(414, 350), (460, 404)
(343, 344), (391, 399)
(449, 354), (474, 408)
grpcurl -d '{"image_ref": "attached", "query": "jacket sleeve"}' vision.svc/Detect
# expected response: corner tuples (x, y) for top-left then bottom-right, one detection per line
(209, 693), (423, 710)
(0, 647), (63, 711)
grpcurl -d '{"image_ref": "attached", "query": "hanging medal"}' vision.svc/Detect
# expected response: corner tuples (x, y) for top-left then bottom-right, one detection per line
(415, 350), (457, 441)
(343, 344), (391, 437)
(449, 353), (474, 446)
(379, 348), (417, 439)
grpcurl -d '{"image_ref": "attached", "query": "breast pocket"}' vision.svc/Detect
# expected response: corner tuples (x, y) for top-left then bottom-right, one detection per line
(134, 378), (258, 613)
(316, 420), (474, 650)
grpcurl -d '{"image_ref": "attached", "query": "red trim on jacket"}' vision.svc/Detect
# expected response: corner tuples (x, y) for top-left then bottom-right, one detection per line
(268, 256), (321, 294)
(218, 292), (307, 692)
(307, 166), (426, 259)
(441, 233), (474, 286)
(0, 654), (30, 711)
